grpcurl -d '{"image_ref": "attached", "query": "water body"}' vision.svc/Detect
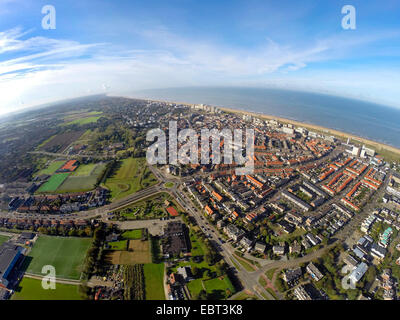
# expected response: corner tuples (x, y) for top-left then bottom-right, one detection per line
(132, 87), (400, 148)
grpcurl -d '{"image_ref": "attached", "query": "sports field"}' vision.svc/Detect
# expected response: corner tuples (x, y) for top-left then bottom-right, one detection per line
(143, 263), (165, 300)
(35, 161), (65, 176)
(103, 158), (158, 201)
(37, 173), (70, 193)
(12, 277), (82, 300)
(25, 235), (92, 280)
(56, 163), (107, 192)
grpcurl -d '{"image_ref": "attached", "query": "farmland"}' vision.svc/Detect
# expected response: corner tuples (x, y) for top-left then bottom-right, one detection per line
(103, 158), (158, 201)
(143, 263), (165, 300)
(37, 173), (70, 193)
(38, 130), (85, 153)
(24, 235), (92, 280)
(105, 239), (151, 264)
(12, 277), (82, 300)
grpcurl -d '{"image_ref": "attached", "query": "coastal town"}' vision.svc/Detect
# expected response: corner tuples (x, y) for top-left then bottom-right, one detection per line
(0, 95), (399, 301)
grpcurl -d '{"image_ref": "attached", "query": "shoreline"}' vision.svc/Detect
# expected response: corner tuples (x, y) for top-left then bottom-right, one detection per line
(119, 94), (400, 158)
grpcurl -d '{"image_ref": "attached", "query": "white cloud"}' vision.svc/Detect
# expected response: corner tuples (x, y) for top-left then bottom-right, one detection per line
(0, 25), (400, 115)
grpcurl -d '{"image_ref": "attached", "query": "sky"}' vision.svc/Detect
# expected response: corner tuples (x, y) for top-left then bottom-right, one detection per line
(0, 0), (400, 115)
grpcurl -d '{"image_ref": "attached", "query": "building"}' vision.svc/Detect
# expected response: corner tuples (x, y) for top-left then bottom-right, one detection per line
(371, 243), (387, 260)
(306, 262), (324, 282)
(0, 242), (24, 288)
(273, 245), (285, 256)
(293, 285), (312, 300)
(349, 262), (369, 284)
(281, 190), (312, 211)
(254, 242), (266, 253)
(283, 267), (302, 283)
(177, 266), (193, 282)
(224, 224), (245, 241)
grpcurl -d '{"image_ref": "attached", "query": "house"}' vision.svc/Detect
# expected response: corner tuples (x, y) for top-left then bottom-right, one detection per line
(240, 237), (253, 250)
(289, 241), (302, 255)
(177, 266), (194, 282)
(283, 267), (302, 283)
(273, 245), (285, 256)
(343, 254), (359, 269)
(370, 243), (387, 260)
(306, 262), (324, 281)
(254, 242), (266, 253)
(349, 262), (368, 284)
(224, 224), (245, 241)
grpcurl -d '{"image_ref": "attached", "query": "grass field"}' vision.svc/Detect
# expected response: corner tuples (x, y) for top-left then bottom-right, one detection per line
(143, 263), (165, 300)
(37, 173), (70, 193)
(121, 229), (142, 239)
(56, 163), (107, 193)
(0, 235), (10, 245)
(25, 236), (92, 280)
(103, 158), (158, 201)
(35, 161), (65, 176)
(63, 116), (102, 126)
(12, 277), (82, 300)
(203, 277), (235, 299)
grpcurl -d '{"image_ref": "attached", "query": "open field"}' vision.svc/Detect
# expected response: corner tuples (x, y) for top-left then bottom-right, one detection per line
(37, 173), (70, 193)
(34, 160), (65, 176)
(143, 263), (165, 300)
(56, 162), (107, 192)
(63, 116), (102, 126)
(0, 235), (10, 245)
(12, 277), (82, 300)
(24, 235), (92, 280)
(103, 158), (158, 201)
(105, 239), (151, 264)
(38, 130), (85, 153)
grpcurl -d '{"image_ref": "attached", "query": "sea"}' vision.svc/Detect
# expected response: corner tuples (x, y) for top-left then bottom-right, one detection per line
(130, 87), (400, 149)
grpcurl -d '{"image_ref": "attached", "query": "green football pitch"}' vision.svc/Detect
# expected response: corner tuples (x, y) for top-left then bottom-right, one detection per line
(25, 236), (92, 280)
(12, 277), (82, 300)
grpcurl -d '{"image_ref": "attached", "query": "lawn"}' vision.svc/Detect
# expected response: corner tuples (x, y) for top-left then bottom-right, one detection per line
(0, 235), (10, 245)
(143, 263), (165, 300)
(56, 163), (107, 193)
(164, 182), (174, 188)
(35, 161), (65, 176)
(103, 158), (158, 201)
(37, 173), (70, 193)
(12, 277), (82, 300)
(121, 229), (142, 240)
(108, 240), (128, 250)
(187, 279), (204, 297)
(25, 236), (92, 280)
(203, 276), (235, 299)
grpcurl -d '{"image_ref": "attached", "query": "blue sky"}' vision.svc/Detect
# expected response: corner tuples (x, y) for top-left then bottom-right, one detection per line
(0, 0), (400, 114)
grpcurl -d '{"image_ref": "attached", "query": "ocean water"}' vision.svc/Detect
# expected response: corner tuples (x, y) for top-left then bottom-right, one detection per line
(131, 87), (400, 148)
